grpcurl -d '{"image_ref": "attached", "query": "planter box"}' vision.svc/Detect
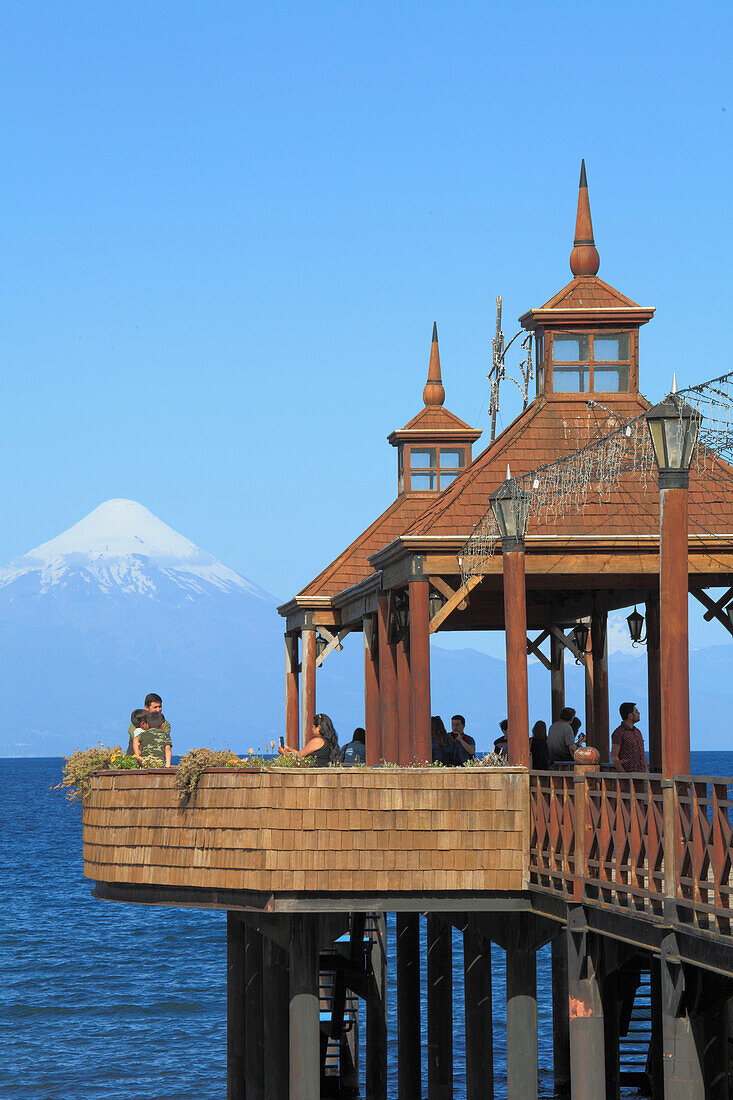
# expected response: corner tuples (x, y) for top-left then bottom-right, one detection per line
(83, 767), (529, 897)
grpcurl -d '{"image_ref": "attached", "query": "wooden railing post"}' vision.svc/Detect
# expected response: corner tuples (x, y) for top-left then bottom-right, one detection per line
(573, 747), (599, 902)
(662, 779), (677, 918)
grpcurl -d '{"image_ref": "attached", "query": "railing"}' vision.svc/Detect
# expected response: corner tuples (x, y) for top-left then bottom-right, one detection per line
(529, 771), (733, 938)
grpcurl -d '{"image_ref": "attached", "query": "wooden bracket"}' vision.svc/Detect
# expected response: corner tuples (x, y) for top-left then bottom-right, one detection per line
(430, 576), (469, 612)
(526, 630), (552, 671)
(690, 588), (733, 638)
(316, 626), (353, 667)
(428, 575), (483, 634)
(549, 624), (587, 665)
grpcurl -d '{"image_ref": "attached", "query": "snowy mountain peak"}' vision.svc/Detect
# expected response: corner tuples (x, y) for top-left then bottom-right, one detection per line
(0, 499), (272, 601)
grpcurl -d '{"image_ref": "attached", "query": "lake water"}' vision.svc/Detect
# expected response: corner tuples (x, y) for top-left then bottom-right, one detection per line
(3, 753), (732, 1098)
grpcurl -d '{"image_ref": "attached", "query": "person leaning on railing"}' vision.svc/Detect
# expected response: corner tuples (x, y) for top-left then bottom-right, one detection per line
(610, 702), (648, 773)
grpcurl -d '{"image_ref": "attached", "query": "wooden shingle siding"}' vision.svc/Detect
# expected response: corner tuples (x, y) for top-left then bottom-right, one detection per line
(83, 768), (529, 895)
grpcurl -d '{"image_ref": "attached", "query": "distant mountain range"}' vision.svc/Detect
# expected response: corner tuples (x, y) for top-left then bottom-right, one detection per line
(1, 499), (731, 756)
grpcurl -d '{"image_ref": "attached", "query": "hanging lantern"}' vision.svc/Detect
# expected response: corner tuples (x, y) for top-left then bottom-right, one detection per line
(391, 590), (410, 644)
(489, 478), (531, 546)
(428, 589), (444, 621)
(571, 622), (589, 662)
(316, 633), (328, 659)
(626, 606), (646, 647)
(645, 394), (701, 486)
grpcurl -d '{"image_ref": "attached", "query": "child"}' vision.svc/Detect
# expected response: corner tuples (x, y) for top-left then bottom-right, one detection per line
(132, 709), (173, 768)
(126, 693), (171, 754)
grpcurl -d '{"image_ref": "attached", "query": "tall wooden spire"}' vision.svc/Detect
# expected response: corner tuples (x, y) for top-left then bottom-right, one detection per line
(422, 322), (445, 407)
(569, 160), (600, 277)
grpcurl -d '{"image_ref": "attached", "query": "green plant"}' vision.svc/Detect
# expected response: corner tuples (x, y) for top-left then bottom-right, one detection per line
(110, 753), (140, 770)
(463, 751), (505, 767)
(53, 744), (123, 803)
(175, 748), (243, 802)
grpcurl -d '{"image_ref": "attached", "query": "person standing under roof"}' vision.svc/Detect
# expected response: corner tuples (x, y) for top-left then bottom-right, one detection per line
(611, 702), (648, 773)
(548, 707), (577, 766)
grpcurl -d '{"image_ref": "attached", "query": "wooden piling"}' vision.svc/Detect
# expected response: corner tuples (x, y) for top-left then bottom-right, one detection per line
(567, 923), (606, 1099)
(427, 914), (453, 1099)
(660, 935), (704, 1099)
(245, 921), (265, 1100)
(227, 913), (247, 1100)
(506, 946), (537, 1100)
(397, 912), (421, 1100)
(263, 935), (289, 1099)
(551, 934), (570, 1094)
(367, 913), (388, 1100)
(463, 926), (493, 1100)
(289, 914), (320, 1100)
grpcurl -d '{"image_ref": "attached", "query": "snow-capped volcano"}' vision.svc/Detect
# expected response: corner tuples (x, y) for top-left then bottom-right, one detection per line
(0, 499), (270, 600)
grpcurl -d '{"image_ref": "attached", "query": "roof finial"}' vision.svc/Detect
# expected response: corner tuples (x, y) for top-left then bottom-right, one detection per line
(672, 373), (678, 394)
(570, 159), (600, 277)
(506, 463), (512, 480)
(423, 322), (446, 407)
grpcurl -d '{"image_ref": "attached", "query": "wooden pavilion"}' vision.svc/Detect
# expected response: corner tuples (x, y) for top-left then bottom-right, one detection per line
(279, 165), (733, 772)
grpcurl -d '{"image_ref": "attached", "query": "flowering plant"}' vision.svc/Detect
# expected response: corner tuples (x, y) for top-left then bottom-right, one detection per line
(110, 753), (140, 770)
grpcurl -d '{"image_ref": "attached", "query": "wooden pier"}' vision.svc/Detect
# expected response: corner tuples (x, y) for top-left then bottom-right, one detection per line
(83, 169), (733, 1096)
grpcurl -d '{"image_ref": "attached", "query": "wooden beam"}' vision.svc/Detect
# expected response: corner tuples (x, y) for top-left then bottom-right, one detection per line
(549, 624), (587, 665)
(429, 574), (483, 633)
(431, 575), (468, 610)
(315, 626), (353, 667)
(526, 631), (552, 671)
(690, 587), (733, 638)
(699, 585), (733, 621)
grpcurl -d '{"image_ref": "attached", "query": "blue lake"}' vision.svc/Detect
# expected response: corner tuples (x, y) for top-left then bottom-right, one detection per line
(3, 753), (731, 1098)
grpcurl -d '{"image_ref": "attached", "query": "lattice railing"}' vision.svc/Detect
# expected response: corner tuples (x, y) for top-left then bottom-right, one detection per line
(528, 771), (577, 898)
(583, 773), (665, 918)
(529, 771), (733, 937)
(675, 777), (733, 936)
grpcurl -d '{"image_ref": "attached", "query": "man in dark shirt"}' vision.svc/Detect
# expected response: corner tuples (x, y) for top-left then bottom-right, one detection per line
(493, 719), (508, 759)
(611, 702), (648, 773)
(548, 707), (577, 766)
(451, 714), (476, 760)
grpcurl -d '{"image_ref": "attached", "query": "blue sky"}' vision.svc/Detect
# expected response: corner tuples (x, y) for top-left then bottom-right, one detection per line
(1, 0), (732, 632)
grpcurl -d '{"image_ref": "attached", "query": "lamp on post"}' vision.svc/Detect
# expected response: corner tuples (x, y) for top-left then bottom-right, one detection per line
(490, 470), (531, 768)
(645, 388), (701, 779)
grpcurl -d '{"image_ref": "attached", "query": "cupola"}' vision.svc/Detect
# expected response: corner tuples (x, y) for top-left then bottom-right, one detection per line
(519, 162), (655, 400)
(387, 324), (481, 493)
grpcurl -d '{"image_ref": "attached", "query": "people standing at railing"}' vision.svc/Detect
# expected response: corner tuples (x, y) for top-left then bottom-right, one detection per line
(431, 716), (464, 766)
(493, 719), (509, 760)
(529, 720), (550, 769)
(571, 716), (585, 747)
(548, 706), (578, 765)
(611, 702), (648, 773)
(341, 727), (366, 765)
(450, 714), (476, 760)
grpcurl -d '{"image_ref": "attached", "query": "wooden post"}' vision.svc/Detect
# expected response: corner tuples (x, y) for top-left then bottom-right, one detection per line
(502, 546), (530, 767)
(377, 594), (398, 763)
(602, 965), (621, 1100)
(245, 921), (265, 1100)
(397, 636), (413, 765)
(364, 615), (381, 766)
(367, 913), (388, 1100)
(263, 936), (289, 1099)
(410, 576), (432, 763)
(301, 626), (317, 742)
(567, 923), (606, 1098)
(397, 912), (421, 1100)
(659, 484), (691, 777)
(551, 934), (570, 1094)
(646, 595), (662, 772)
(550, 630), (565, 723)
(427, 914), (453, 1099)
(289, 914), (320, 1100)
(591, 611), (609, 763)
(227, 913), (247, 1100)
(285, 632), (299, 751)
(464, 926), (493, 1100)
(506, 947), (537, 1100)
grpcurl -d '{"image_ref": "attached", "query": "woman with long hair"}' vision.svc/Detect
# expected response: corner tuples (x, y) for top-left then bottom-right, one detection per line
(278, 713), (341, 765)
(431, 715), (458, 765)
(529, 719), (550, 770)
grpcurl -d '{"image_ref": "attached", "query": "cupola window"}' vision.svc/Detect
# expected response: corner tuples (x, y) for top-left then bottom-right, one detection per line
(551, 332), (630, 393)
(407, 447), (466, 491)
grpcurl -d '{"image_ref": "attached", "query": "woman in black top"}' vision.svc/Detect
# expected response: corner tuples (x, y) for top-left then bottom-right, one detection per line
(278, 713), (341, 765)
(529, 720), (550, 770)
